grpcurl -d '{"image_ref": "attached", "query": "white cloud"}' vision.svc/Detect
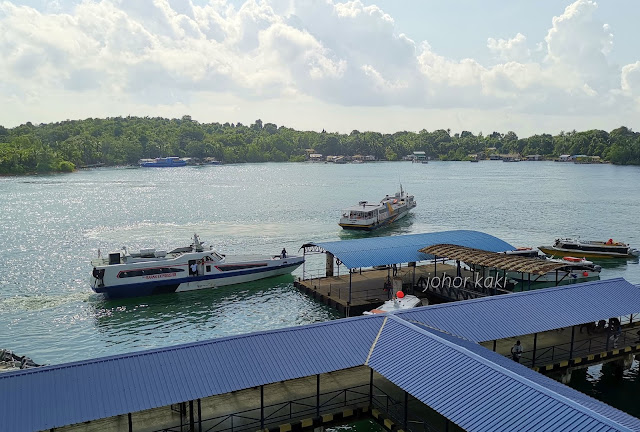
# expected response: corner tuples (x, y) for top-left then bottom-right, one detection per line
(0, 0), (638, 134)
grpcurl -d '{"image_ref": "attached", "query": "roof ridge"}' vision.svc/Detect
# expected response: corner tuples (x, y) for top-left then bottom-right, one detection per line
(385, 315), (636, 432)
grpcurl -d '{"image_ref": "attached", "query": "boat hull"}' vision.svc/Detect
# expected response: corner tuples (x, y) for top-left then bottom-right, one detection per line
(538, 246), (634, 259)
(92, 258), (303, 299)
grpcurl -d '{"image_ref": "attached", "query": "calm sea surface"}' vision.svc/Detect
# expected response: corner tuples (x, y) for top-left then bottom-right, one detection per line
(1, 161), (639, 415)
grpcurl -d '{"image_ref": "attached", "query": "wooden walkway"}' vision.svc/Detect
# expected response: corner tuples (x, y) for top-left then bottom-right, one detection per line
(295, 263), (464, 316)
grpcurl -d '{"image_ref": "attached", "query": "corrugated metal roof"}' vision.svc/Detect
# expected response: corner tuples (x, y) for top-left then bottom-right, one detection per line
(302, 230), (514, 269)
(3, 278), (640, 432)
(0, 316), (384, 432)
(369, 315), (640, 432)
(397, 278), (640, 342)
(420, 244), (570, 274)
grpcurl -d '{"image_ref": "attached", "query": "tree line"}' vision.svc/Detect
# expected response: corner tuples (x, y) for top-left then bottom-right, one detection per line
(0, 115), (639, 174)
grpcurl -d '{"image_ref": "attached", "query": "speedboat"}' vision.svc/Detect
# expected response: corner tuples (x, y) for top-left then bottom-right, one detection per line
(363, 291), (425, 315)
(339, 186), (417, 230)
(89, 234), (304, 299)
(538, 238), (640, 259)
(140, 157), (187, 167)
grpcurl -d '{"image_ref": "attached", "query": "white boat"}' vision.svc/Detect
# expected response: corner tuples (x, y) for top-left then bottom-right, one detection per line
(339, 186), (417, 230)
(539, 238), (640, 259)
(90, 234), (304, 299)
(363, 292), (425, 315)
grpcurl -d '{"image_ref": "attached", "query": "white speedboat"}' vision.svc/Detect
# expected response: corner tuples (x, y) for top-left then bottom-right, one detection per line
(90, 234), (304, 299)
(339, 186), (417, 230)
(363, 292), (424, 315)
(539, 238), (640, 259)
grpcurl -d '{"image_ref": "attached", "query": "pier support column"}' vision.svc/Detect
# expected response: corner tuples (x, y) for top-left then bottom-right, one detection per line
(326, 253), (334, 277)
(561, 369), (572, 384)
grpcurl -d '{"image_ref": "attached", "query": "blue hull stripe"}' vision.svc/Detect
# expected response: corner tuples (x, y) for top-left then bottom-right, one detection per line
(94, 261), (302, 298)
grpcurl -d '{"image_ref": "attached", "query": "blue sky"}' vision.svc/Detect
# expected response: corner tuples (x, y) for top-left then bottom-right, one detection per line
(1, 0), (639, 137)
(360, 0), (637, 66)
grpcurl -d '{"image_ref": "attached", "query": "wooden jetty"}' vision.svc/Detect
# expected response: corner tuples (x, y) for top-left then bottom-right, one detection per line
(294, 263), (507, 316)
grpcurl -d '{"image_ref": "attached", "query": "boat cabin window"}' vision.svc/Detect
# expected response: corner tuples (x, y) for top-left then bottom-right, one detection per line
(109, 253), (121, 265)
(118, 267), (184, 278)
(206, 265), (211, 272)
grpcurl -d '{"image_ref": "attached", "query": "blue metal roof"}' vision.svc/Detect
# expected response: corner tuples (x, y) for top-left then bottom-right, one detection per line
(369, 316), (640, 432)
(304, 230), (514, 269)
(0, 316), (384, 432)
(3, 278), (640, 432)
(397, 278), (640, 342)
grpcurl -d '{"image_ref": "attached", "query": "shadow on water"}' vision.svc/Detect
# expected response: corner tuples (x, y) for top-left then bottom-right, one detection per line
(338, 213), (416, 240)
(594, 257), (639, 269)
(89, 274), (297, 333)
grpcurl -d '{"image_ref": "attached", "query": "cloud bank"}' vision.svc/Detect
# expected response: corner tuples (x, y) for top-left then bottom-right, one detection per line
(0, 0), (638, 134)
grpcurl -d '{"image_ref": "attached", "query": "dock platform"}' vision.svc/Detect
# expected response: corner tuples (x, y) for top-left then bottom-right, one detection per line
(295, 263), (478, 315)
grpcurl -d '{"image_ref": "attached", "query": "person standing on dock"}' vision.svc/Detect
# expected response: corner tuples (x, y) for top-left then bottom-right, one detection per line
(281, 248), (287, 258)
(511, 340), (523, 363)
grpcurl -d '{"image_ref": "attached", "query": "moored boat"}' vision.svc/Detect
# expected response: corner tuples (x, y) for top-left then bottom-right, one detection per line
(363, 291), (425, 315)
(90, 234), (304, 299)
(339, 186), (417, 230)
(538, 238), (640, 259)
(140, 157), (187, 167)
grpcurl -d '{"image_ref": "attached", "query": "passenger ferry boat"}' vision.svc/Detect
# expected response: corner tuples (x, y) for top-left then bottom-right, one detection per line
(538, 238), (640, 259)
(139, 157), (187, 167)
(339, 186), (416, 230)
(89, 234), (304, 298)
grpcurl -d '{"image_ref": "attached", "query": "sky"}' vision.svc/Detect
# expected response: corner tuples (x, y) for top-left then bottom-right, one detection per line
(1, 0), (639, 137)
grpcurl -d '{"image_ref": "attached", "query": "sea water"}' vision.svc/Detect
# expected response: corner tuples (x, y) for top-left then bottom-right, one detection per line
(1, 161), (639, 415)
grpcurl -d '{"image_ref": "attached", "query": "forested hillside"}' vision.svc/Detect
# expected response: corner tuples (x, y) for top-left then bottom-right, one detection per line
(1, 116), (639, 174)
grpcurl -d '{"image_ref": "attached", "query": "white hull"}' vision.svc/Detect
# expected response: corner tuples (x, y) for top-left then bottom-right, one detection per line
(174, 264), (300, 292)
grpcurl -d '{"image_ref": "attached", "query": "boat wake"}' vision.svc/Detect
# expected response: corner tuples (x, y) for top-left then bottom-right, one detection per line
(0, 291), (92, 313)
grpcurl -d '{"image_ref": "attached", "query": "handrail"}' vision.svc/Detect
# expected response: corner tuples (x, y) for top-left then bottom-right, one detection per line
(153, 384), (439, 432)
